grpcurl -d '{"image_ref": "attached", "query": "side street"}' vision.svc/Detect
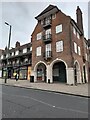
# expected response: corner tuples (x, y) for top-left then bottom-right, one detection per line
(0, 78), (89, 97)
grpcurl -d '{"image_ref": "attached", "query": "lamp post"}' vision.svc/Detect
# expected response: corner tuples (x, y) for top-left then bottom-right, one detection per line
(5, 22), (12, 83)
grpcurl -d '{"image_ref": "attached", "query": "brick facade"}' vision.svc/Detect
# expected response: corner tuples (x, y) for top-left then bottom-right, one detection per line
(31, 5), (88, 84)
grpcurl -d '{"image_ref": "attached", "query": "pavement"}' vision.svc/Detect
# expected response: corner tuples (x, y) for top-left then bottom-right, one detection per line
(0, 78), (89, 97)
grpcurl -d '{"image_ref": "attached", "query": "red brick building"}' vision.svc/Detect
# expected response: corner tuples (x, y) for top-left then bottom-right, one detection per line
(0, 41), (32, 80)
(88, 39), (90, 81)
(31, 5), (88, 85)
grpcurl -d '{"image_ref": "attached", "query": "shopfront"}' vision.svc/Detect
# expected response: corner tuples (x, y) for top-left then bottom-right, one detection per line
(19, 66), (27, 80)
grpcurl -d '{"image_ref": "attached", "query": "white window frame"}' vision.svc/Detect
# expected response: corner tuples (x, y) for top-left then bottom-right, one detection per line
(15, 50), (19, 55)
(30, 47), (32, 51)
(74, 42), (77, 53)
(6, 54), (9, 58)
(73, 27), (76, 35)
(37, 32), (42, 40)
(23, 48), (27, 53)
(45, 44), (51, 57)
(52, 13), (56, 19)
(12, 52), (14, 56)
(85, 53), (88, 61)
(1, 55), (3, 59)
(78, 46), (81, 55)
(36, 46), (41, 56)
(77, 32), (80, 39)
(25, 58), (28, 62)
(56, 41), (63, 52)
(56, 24), (62, 34)
(16, 60), (19, 64)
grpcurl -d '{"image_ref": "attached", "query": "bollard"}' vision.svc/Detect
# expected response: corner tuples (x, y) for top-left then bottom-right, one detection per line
(5, 78), (7, 83)
(48, 79), (50, 83)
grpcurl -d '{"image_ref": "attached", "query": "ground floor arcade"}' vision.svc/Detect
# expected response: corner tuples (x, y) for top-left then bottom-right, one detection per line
(31, 59), (88, 85)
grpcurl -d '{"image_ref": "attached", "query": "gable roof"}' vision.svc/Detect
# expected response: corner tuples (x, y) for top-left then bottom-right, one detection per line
(71, 19), (83, 35)
(35, 5), (59, 19)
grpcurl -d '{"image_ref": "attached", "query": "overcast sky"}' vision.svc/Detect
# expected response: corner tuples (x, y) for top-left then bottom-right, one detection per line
(0, 1), (89, 49)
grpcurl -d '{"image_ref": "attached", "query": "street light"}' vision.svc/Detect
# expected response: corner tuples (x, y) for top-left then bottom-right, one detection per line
(5, 22), (12, 83)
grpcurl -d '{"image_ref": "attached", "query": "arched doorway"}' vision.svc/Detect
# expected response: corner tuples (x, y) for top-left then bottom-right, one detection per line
(74, 62), (80, 84)
(36, 63), (46, 82)
(53, 61), (66, 83)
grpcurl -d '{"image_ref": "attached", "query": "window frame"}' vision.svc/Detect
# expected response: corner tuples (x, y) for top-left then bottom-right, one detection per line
(74, 42), (77, 54)
(36, 46), (41, 56)
(37, 32), (42, 40)
(56, 40), (63, 52)
(56, 24), (62, 34)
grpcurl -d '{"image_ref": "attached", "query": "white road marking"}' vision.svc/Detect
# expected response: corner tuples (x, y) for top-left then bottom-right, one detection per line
(2, 92), (89, 115)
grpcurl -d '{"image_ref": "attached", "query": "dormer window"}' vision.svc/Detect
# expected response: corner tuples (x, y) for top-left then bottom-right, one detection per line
(12, 52), (14, 56)
(23, 48), (27, 53)
(6, 54), (9, 58)
(15, 50), (19, 55)
(1, 55), (3, 59)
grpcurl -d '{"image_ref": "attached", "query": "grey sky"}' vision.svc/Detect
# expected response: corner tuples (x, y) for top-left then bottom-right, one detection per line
(0, 1), (89, 49)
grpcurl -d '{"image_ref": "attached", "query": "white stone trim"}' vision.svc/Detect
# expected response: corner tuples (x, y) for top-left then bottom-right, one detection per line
(34, 61), (47, 71)
(66, 68), (74, 85)
(50, 58), (68, 69)
(74, 60), (82, 84)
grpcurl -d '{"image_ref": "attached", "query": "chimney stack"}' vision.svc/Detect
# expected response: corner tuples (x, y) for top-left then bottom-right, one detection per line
(76, 6), (84, 33)
(15, 41), (20, 48)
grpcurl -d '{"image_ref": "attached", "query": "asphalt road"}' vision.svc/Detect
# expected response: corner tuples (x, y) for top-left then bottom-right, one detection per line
(1, 84), (89, 118)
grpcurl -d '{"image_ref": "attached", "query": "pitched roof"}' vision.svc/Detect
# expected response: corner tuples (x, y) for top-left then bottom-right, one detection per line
(35, 5), (59, 19)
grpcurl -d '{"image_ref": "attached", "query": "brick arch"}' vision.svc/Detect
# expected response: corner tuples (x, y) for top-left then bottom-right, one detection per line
(34, 61), (47, 71)
(50, 58), (68, 69)
(50, 58), (67, 83)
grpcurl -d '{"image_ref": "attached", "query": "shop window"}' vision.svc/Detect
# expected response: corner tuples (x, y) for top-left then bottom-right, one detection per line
(19, 67), (27, 79)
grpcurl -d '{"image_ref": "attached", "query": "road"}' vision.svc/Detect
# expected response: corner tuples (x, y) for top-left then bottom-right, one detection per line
(1, 84), (89, 118)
